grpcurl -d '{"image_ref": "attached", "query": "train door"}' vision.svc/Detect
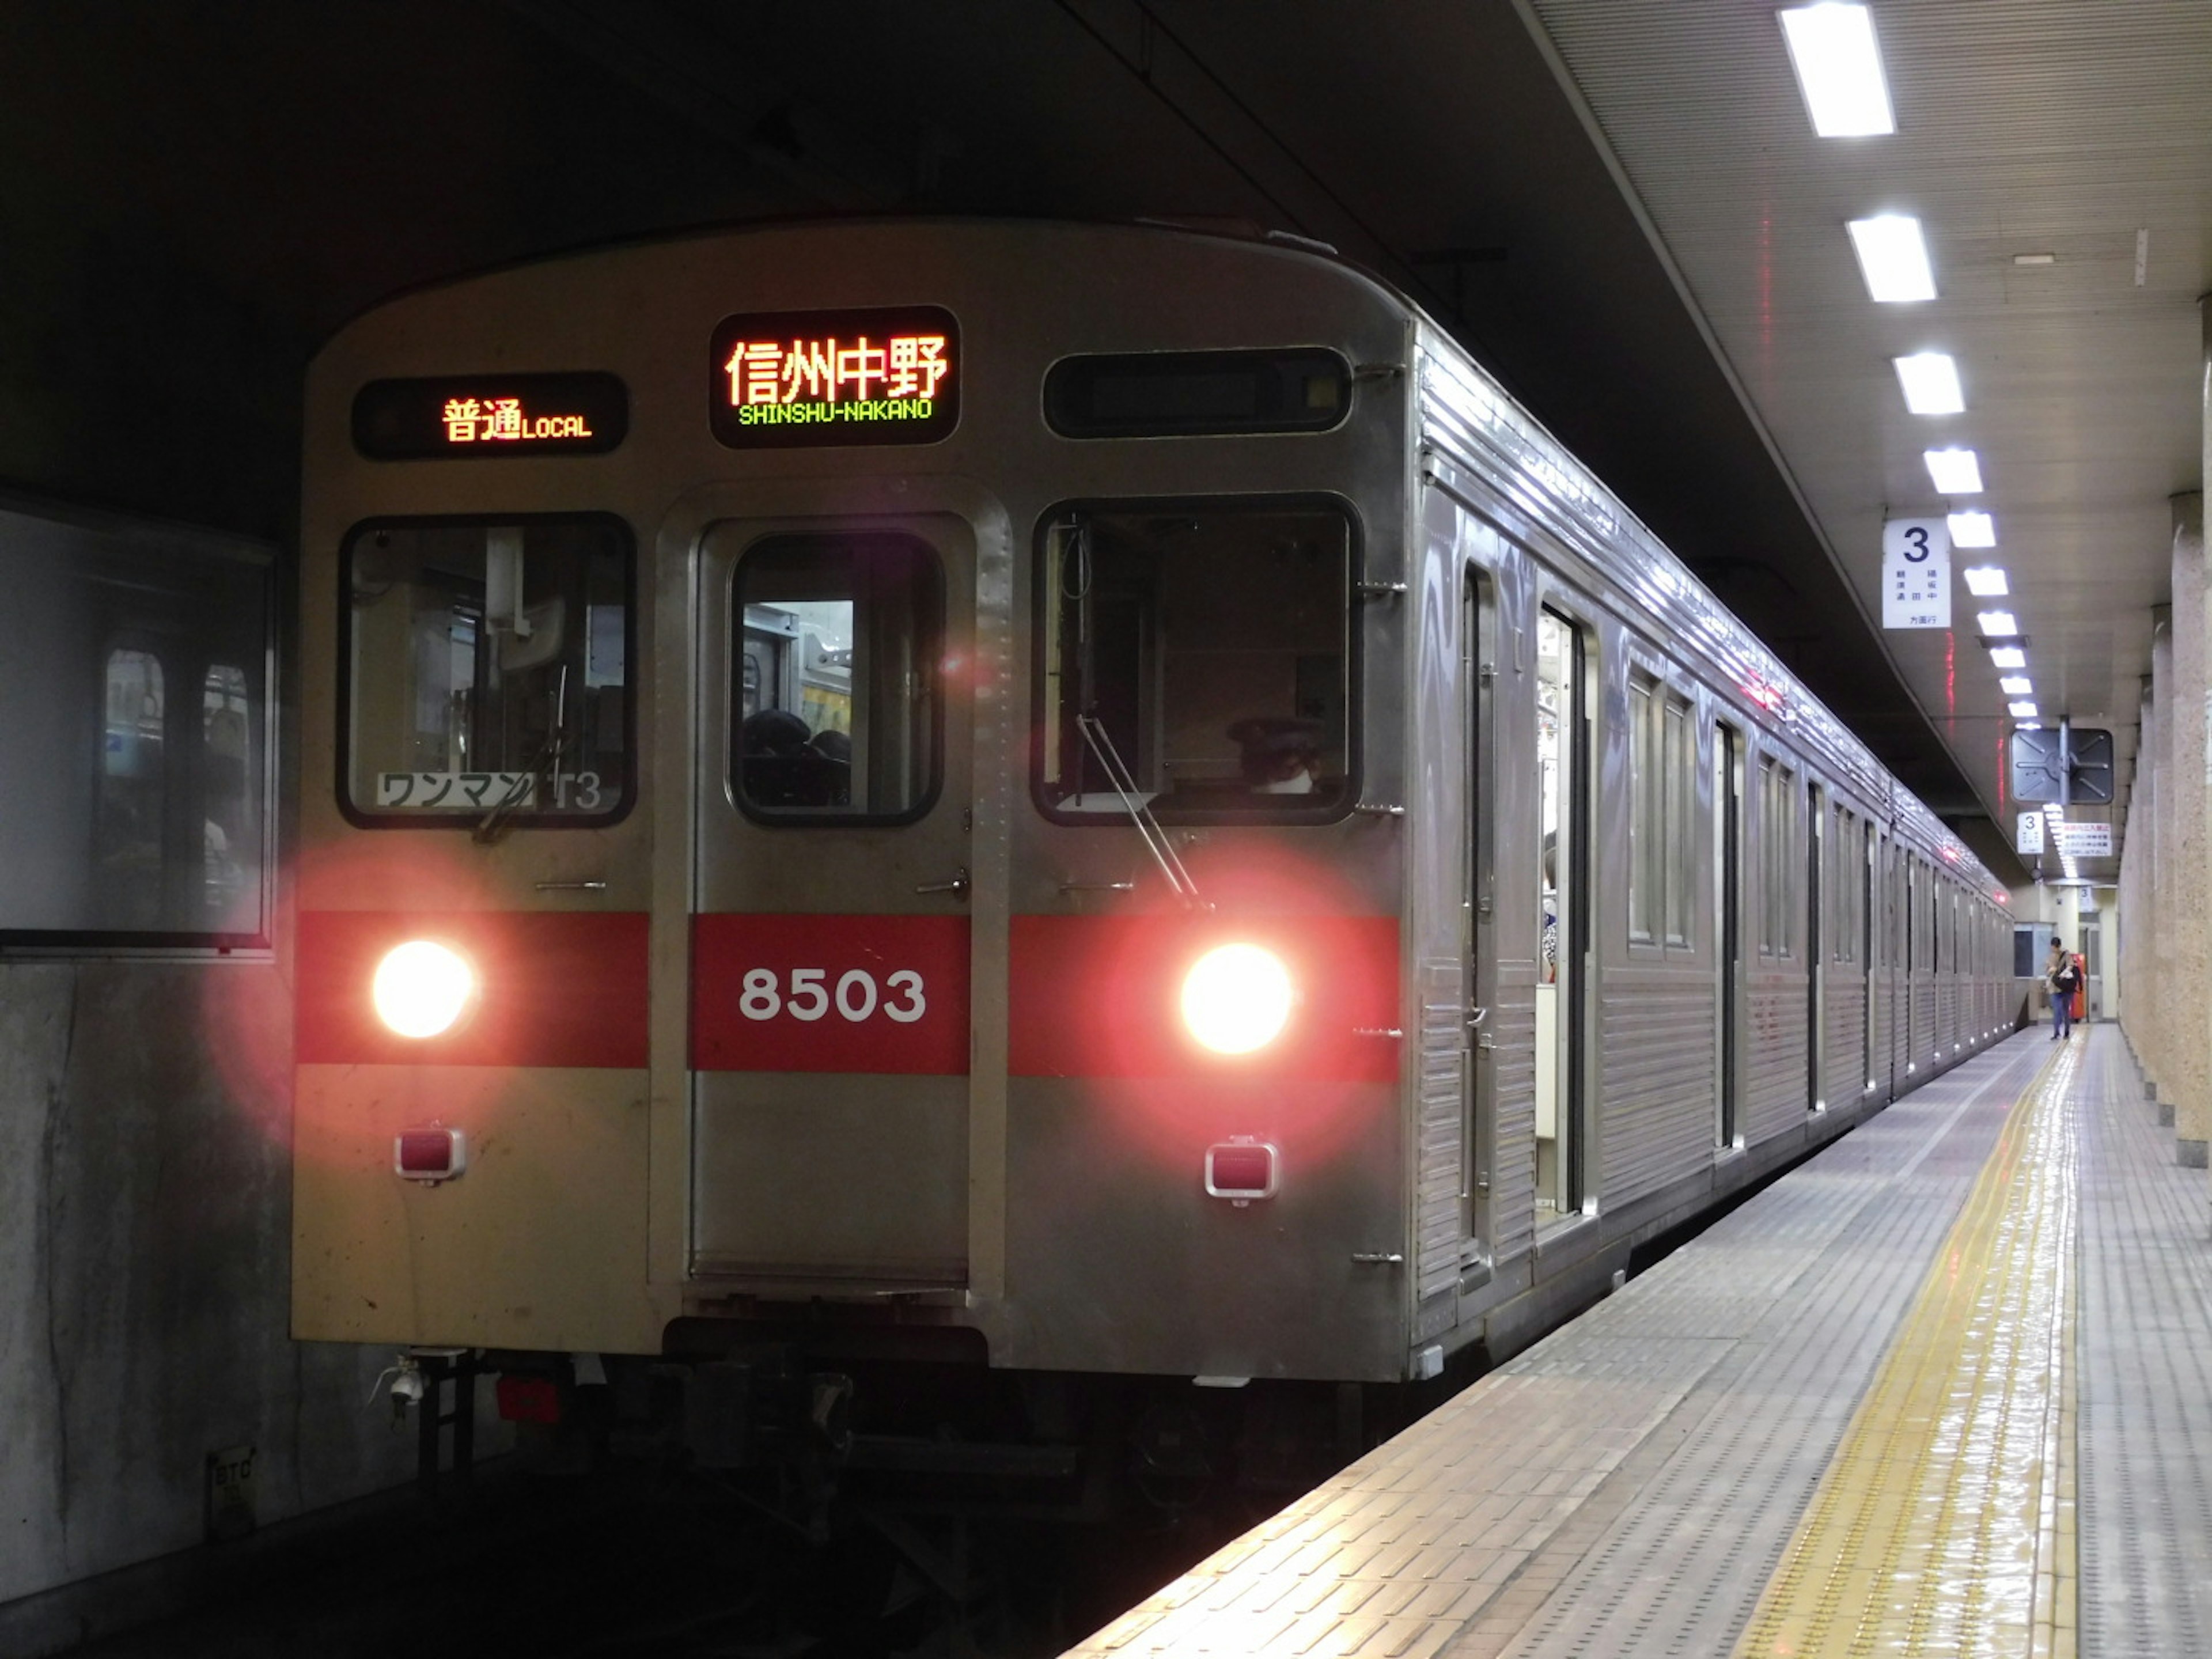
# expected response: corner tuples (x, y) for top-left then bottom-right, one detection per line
(1715, 721), (1744, 1146)
(1462, 570), (1495, 1256)
(1807, 783), (1825, 1112)
(1903, 855), (1919, 1075)
(692, 515), (976, 1287)
(1534, 607), (1588, 1223)
(1861, 817), (1876, 1094)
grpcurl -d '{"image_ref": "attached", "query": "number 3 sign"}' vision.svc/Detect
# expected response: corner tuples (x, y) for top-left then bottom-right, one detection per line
(693, 914), (969, 1074)
(1881, 518), (1952, 630)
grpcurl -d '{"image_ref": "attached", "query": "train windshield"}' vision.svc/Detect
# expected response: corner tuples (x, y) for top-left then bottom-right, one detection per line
(1039, 503), (1353, 820)
(342, 517), (632, 824)
(731, 533), (943, 821)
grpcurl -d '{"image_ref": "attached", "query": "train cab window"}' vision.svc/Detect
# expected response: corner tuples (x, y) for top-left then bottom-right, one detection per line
(342, 517), (632, 825)
(1037, 503), (1352, 821)
(730, 533), (942, 821)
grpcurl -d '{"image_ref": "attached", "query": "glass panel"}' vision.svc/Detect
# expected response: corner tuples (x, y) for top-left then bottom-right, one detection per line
(96, 650), (165, 930)
(733, 533), (941, 820)
(344, 518), (631, 823)
(1664, 695), (1692, 946)
(1040, 505), (1351, 819)
(0, 503), (271, 946)
(1535, 609), (1580, 1225)
(200, 665), (258, 922)
(1627, 677), (1654, 943)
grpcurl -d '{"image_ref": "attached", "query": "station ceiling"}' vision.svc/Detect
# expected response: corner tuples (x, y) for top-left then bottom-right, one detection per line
(15, 1), (2204, 884)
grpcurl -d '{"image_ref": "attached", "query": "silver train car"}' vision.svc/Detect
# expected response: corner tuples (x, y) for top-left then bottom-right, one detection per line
(293, 219), (2009, 1478)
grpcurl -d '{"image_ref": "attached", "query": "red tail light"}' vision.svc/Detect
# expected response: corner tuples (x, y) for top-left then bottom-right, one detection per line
(496, 1375), (562, 1425)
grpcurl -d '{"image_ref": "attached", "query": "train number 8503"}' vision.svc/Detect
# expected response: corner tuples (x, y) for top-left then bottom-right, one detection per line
(738, 967), (928, 1024)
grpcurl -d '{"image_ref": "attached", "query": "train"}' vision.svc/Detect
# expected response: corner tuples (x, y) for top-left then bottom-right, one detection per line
(292, 218), (2011, 1502)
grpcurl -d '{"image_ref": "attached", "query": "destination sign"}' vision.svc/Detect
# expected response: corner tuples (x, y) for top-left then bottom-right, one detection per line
(353, 373), (628, 459)
(709, 306), (959, 449)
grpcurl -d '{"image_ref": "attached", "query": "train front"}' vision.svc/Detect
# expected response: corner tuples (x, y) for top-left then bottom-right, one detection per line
(291, 221), (1423, 1471)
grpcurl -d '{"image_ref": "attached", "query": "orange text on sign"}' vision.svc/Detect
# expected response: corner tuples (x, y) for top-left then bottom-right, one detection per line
(441, 396), (596, 444)
(722, 335), (950, 407)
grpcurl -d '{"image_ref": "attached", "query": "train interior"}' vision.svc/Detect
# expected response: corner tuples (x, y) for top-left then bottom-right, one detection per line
(1532, 608), (1582, 1225)
(343, 520), (630, 820)
(733, 532), (938, 817)
(1038, 506), (1351, 815)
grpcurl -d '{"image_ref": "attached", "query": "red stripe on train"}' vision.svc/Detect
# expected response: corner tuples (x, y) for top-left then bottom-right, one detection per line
(296, 910), (649, 1069)
(1007, 914), (1400, 1082)
(692, 914), (971, 1074)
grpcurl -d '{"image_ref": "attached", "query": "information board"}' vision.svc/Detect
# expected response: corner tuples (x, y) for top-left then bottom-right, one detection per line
(709, 306), (959, 449)
(1881, 518), (1952, 629)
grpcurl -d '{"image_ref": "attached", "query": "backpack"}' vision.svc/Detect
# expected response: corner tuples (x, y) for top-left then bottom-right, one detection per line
(2054, 958), (2080, 993)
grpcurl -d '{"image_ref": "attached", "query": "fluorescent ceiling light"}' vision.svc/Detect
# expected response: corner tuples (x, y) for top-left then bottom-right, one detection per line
(1991, 646), (2027, 669)
(2009, 700), (2038, 717)
(1949, 510), (1996, 548)
(1978, 610), (2018, 636)
(1779, 5), (1897, 137)
(1924, 448), (1984, 493)
(1847, 215), (1937, 302)
(1999, 676), (2033, 695)
(1893, 353), (1964, 414)
(1962, 565), (2008, 595)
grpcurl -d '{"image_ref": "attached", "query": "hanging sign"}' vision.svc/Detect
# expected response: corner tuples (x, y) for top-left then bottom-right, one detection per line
(1881, 518), (1952, 628)
(2050, 821), (2113, 858)
(2014, 811), (2043, 856)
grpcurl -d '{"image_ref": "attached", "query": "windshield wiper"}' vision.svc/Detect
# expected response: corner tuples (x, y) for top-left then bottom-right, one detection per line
(474, 664), (569, 845)
(1076, 713), (1205, 910)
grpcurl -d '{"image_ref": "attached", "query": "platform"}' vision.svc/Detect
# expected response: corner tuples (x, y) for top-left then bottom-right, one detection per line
(1067, 1025), (2212, 1658)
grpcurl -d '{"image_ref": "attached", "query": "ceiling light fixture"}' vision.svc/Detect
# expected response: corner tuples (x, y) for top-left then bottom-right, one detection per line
(1978, 610), (2019, 636)
(1991, 646), (2028, 669)
(1999, 676), (2033, 695)
(1847, 215), (1937, 302)
(1778, 5), (1897, 137)
(2013, 252), (2056, 267)
(1924, 448), (1984, 493)
(1893, 352), (1964, 414)
(2009, 700), (2039, 718)
(1962, 565), (2008, 596)
(1949, 510), (1997, 548)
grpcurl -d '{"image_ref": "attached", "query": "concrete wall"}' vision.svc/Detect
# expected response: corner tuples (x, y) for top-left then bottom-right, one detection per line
(0, 959), (418, 1609)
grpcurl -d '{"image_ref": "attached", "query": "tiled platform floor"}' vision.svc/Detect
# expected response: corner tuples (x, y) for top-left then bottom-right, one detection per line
(1067, 1024), (2209, 1659)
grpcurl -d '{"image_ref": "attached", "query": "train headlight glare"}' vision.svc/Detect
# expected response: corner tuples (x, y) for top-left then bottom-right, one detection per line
(372, 940), (476, 1039)
(1181, 944), (1293, 1054)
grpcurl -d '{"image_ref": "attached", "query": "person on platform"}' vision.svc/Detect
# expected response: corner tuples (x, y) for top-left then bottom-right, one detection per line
(2047, 938), (2079, 1040)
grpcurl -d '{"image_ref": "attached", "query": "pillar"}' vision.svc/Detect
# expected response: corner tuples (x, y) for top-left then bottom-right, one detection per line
(2149, 611), (2175, 1121)
(2172, 497), (2207, 1166)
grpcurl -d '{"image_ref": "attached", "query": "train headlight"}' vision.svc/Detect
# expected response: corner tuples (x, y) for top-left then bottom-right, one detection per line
(372, 940), (478, 1039)
(1181, 944), (1293, 1054)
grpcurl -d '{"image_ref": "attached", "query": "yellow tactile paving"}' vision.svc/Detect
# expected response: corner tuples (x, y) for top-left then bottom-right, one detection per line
(1734, 1043), (2081, 1659)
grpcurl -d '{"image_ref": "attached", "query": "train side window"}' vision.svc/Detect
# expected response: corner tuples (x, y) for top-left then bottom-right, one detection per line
(1036, 501), (1353, 822)
(731, 533), (942, 823)
(1663, 695), (1694, 948)
(344, 518), (632, 827)
(1627, 675), (1657, 944)
(1760, 758), (1796, 956)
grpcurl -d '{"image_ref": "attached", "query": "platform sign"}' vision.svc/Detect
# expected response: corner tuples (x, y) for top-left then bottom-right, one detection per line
(2051, 820), (2113, 858)
(2015, 811), (2044, 856)
(1882, 518), (1952, 628)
